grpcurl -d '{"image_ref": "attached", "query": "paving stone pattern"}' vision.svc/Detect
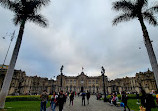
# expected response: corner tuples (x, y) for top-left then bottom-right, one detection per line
(47, 95), (124, 111)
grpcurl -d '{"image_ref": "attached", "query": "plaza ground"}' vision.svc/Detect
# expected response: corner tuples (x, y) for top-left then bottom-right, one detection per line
(47, 95), (124, 111)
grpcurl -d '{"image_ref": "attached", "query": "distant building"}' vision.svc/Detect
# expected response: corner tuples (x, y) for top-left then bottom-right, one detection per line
(55, 72), (108, 94)
(0, 67), (157, 95)
(108, 69), (157, 94)
(0, 69), (55, 95)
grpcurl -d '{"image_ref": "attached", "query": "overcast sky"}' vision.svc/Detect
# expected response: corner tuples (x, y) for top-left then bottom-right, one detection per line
(0, 0), (158, 80)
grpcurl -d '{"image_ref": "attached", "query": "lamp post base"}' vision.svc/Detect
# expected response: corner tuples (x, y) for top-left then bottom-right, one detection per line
(104, 94), (107, 102)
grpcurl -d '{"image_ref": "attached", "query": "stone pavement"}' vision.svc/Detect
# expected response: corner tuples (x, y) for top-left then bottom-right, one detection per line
(47, 95), (124, 111)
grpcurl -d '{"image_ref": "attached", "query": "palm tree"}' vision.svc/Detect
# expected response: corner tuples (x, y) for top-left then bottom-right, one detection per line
(0, 0), (50, 108)
(112, 0), (158, 87)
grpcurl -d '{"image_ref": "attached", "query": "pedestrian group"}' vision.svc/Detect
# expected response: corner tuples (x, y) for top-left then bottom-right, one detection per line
(40, 90), (91, 111)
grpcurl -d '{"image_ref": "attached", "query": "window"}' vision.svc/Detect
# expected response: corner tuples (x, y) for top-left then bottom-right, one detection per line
(81, 80), (84, 84)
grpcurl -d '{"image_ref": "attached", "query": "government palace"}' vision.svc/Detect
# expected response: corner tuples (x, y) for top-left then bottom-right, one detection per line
(0, 65), (157, 95)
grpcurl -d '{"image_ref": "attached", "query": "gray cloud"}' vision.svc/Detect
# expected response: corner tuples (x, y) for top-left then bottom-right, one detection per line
(0, 0), (158, 79)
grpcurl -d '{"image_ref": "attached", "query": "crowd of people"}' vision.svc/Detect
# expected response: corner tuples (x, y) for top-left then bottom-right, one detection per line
(40, 89), (158, 111)
(40, 90), (91, 111)
(108, 91), (130, 111)
(107, 89), (158, 111)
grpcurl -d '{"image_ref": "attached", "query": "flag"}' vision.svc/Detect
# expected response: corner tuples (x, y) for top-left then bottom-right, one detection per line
(82, 67), (84, 72)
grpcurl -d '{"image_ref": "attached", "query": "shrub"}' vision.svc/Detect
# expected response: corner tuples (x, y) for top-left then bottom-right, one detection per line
(6, 95), (52, 102)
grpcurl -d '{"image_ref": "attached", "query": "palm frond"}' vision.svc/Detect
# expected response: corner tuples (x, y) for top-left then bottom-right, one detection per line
(136, 0), (148, 9)
(30, 0), (50, 7)
(0, 0), (9, 7)
(142, 11), (157, 26)
(0, 0), (16, 11)
(112, 0), (134, 13)
(26, 0), (48, 13)
(148, 5), (158, 13)
(112, 13), (134, 25)
(13, 14), (22, 26)
(1, 0), (50, 27)
(27, 14), (48, 27)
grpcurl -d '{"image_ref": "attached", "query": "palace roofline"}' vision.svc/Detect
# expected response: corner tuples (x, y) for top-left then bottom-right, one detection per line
(57, 71), (106, 78)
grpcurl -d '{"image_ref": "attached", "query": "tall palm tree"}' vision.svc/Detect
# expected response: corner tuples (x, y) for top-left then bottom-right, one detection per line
(112, 0), (158, 88)
(0, 0), (50, 108)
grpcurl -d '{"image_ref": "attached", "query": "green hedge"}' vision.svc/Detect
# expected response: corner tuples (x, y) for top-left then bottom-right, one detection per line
(107, 94), (156, 100)
(107, 94), (137, 99)
(6, 95), (52, 102)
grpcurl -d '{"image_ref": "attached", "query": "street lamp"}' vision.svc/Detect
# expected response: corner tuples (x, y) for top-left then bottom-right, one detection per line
(60, 65), (64, 90)
(101, 66), (107, 102)
(0, 31), (15, 71)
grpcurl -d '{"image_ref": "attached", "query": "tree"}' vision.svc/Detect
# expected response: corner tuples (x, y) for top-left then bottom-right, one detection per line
(0, 0), (50, 108)
(112, 0), (158, 88)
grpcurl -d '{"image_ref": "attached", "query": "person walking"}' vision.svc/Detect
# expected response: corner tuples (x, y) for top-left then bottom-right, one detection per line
(57, 90), (66, 111)
(156, 90), (158, 108)
(86, 90), (90, 104)
(140, 89), (155, 111)
(40, 90), (49, 111)
(75, 91), (77, 97)
(81, 91), (86, 106)
(121, 91), (130, 111)
(136, 92), (140, 103)
(140, 89), (147, 110)
(109, 93), (113, 104)
(50, 92), (56, 111)
(69, 91), (74, 106)
(145, 94), (155, 111)
(112, 93), (117, 106)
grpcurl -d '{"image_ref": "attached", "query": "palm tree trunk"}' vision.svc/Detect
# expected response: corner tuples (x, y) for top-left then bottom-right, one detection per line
(0, 21), (26, 109)
(138, 17), (158, 88)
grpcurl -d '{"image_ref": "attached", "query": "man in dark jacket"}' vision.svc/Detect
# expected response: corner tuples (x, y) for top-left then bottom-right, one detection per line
(145, 94), (155, 111)
(121, 91), (130, 111)
(81, 91), (86, 106)
(57, 90), (66, 111)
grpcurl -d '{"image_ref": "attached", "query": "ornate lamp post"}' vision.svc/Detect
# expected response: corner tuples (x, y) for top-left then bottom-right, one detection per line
(0, 31), (15, 71)
(60, 65), (64, 90)
(101, 66), (107, 102)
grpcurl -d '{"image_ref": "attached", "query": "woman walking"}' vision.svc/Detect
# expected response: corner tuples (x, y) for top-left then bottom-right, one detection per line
(50, 92), (56, 111)
(86, 90), (90, 104)
(69, 91), (74, 106)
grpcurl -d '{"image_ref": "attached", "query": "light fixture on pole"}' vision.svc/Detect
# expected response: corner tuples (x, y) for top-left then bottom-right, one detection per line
(60, 65), (64, 90)
(1, 31), (15, 71)
(101, 66), (107, 102)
